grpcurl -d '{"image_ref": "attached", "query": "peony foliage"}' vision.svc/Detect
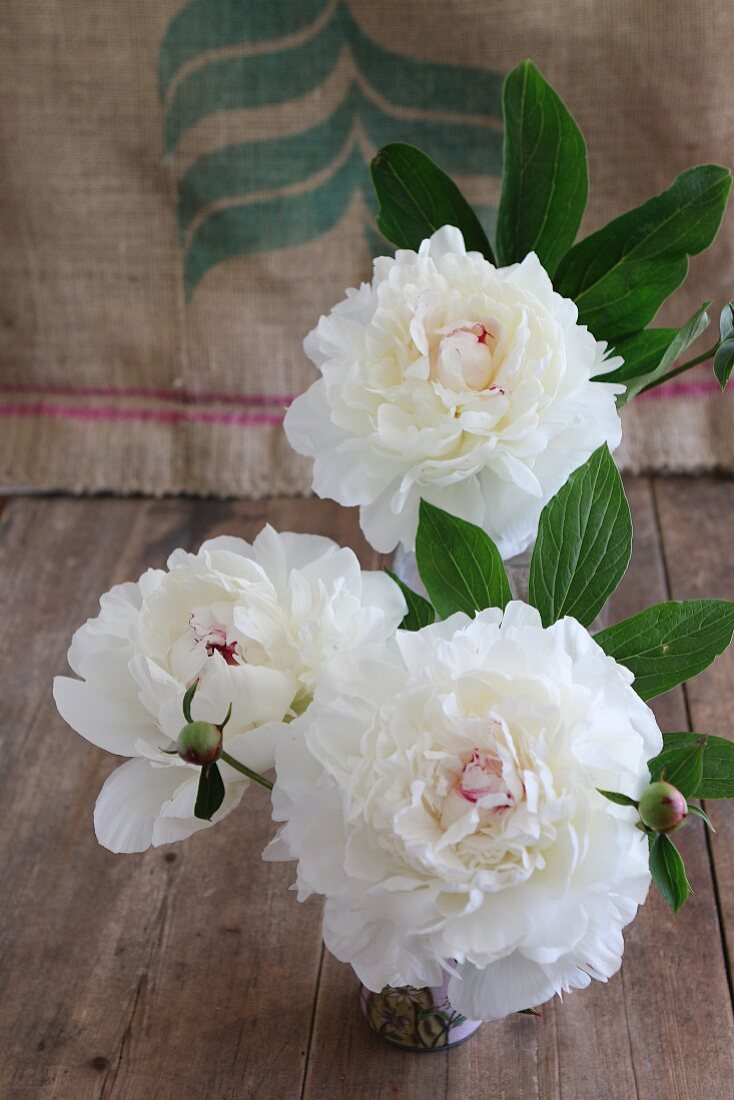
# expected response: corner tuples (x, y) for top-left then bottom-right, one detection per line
(372, 61), (732, 401)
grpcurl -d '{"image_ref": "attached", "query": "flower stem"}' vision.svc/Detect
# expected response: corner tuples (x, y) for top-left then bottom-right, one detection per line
(639, 343), (718, 394)
(220, 750), (273, 791)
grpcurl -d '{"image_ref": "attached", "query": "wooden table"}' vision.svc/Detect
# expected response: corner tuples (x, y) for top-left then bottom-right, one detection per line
(1, 478), (733, 1100)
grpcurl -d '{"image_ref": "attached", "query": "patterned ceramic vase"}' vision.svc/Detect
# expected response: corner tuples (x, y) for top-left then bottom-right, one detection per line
(358, 971), (482, 1052)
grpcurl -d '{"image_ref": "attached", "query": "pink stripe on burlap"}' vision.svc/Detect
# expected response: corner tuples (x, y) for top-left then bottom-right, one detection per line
(0, 378), (723, 428)
(0, 403), (285, 427)
(0, 382), (295, 407)
(636, 379), (719, 400)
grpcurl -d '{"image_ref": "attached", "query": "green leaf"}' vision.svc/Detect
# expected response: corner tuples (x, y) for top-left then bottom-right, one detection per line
(385, 570), (436, 631)
(182, 678), (199, 723)
(595, 600), (734, 700)
(610, 303), (711, 406)
(495, 60), (588, 276)
(597, 789), (639, 808)
(415, 500), (511, 619)
(650, 833), (692, 913)
(687, 804), (716, 831)
(653, 737), (706, 798)
(371, 143), (495, 261)
(555, 165), (732, 342)
(650, 732), (734, 798)
(194, 762), (225, 821)
(606, 329), (678, 386)
(714, 300), (734, 389)
(528, 446), (631, 627)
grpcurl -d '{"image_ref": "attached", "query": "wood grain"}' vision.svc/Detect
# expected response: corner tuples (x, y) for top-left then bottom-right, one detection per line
(653, 478), (734, 1003)
(0, 483), (732, 1099)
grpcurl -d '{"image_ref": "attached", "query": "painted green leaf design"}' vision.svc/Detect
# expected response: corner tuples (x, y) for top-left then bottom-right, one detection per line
(185, 147), (362, 298)
(650, 834), (692, 913)
(385, 570), (436, 631)
(496, 60), (588, 276)
(528, 446), (631, 627)
(609, 303), (711, 406)
(372, 143), (495, 260)
(595, 600), (734, 701)
(160, 1), (503, 294)
(650, 732), (734, 798)
(415, 500), (511, 620)
(714, 299), (734, 390)
(158, 0), (330, 97)
(555, 165), (732, 341)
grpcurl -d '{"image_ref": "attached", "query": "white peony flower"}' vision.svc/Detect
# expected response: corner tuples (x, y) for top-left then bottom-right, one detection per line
(285, 227), (623, 558)
(53, 526), (405, 853)
(266, 602), (662, 1021)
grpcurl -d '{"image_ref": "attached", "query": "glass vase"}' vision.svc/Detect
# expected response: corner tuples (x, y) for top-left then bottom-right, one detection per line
(391, 543), (609, 630)
(358, 971), (482, 1051)
(392, 542), (532, 602)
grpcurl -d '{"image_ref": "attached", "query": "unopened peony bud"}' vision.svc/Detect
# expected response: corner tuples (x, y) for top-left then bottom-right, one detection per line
(638, 781), (688, 833)
(176, 720), (223, 766)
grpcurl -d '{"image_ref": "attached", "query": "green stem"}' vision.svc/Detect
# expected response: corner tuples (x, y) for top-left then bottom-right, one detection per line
(220, 750), (273, 791)
(638, 343), (718, 394)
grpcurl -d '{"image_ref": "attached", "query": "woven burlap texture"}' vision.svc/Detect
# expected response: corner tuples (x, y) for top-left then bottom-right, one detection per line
(0, 0), (731, 497)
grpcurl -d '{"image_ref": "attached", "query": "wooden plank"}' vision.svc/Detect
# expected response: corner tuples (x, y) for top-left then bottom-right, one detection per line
(303, 478), (733, 1100)
(2, 485), (732, 1099)
(0, 496), (374, 1100)
(653, 476), (734, 993)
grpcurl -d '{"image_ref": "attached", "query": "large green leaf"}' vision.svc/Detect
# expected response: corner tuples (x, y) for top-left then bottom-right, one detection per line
(606, 329), (677, 389)
(415, 500), (511, 619)
(609, 304), (711, 406)
(528, 446), (631, 627)
(555, 165), (731, 341)
(650, 732), (734, 798)
(385, 570), (436, 631)
(371, 143), (495, 261)
(714, 299), (734, 390)
(652, 738), (706, 799)
(595, 600), (734, 701)
(496, 60), (588, 276)
(650, 833), (692, 913)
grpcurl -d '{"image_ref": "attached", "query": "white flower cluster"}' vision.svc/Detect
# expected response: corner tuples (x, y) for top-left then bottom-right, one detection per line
(53, 230), (661, 1022)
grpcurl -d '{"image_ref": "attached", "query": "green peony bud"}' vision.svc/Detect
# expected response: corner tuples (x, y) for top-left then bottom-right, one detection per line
(176, 720), (223, 766)
(639, 781), (688, 833)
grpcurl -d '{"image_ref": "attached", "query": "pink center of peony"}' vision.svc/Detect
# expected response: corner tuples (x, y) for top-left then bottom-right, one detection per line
(458, 749), (514, 811)
(190, 616), (239, 666)
(434, 322), (499, 392)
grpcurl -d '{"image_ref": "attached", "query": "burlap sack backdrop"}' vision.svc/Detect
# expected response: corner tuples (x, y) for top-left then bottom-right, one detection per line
(1, 0), (732, 497)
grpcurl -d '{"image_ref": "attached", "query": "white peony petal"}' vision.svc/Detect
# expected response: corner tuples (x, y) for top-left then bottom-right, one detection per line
(53, 676), (158, 756)
(420, 225), (468, 260)
(449, 952), (591, 1020)
(93, 758), (247, 853)
(94, 759), (193, 852)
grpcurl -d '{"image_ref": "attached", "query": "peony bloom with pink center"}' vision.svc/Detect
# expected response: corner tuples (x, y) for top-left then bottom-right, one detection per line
(53, 526), (405, 853)
(285, 226), (623, 559)
(266, 602), (662, 1021)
